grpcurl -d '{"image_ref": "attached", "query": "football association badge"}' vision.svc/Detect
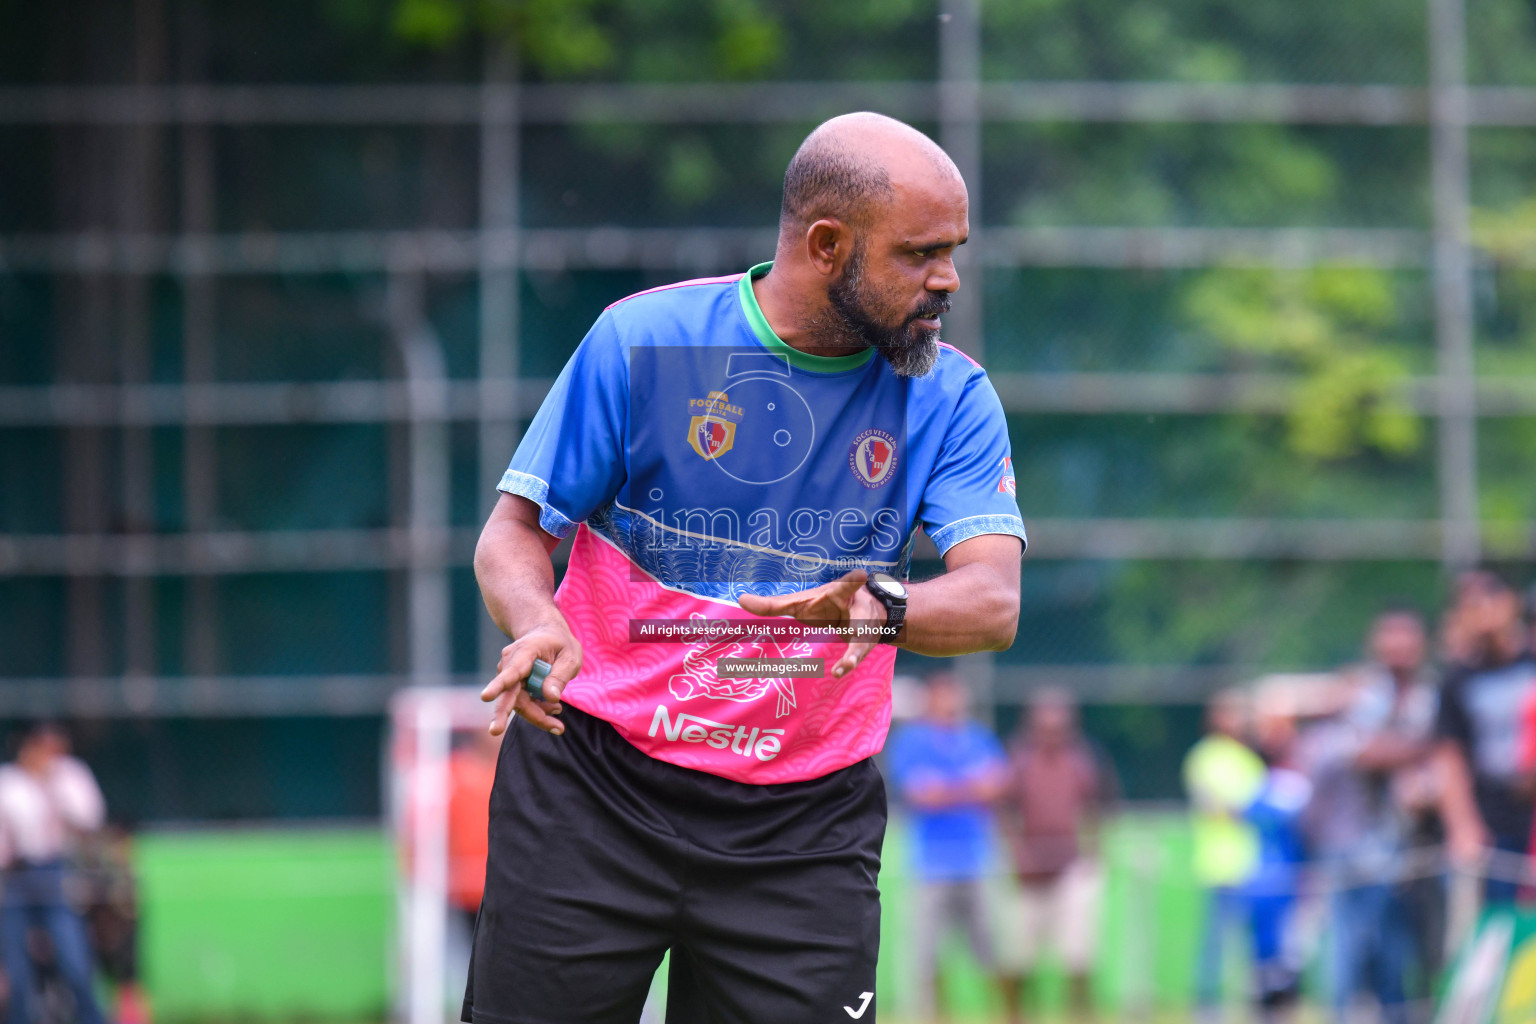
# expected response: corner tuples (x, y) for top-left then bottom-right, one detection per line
(997, 456), (1017, 496)
(848, 428), (898, 488)
(687, 390), (743, 461)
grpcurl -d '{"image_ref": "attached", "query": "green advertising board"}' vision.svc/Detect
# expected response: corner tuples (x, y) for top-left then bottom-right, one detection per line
(1438, 908), (1536, 1024)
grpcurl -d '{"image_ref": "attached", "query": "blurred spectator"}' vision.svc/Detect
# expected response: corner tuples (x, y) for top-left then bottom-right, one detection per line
(0, 722), (108, 1024)
(444, 730), (500, 1011)
(1184, 689), (1267, 1019)
(1434, 572), (1536, 905)
(79, 826), (149, 1024)
(1245, 689), (1312, 1020)
(1299, 610), (1437, 1024)
(887, 672), (1007, 1023)
(995, 688), (1117, 1024)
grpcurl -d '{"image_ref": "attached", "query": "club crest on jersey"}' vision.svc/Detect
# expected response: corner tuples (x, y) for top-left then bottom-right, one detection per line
(998, 456), (1017, 496)
(848, 429), (898, 488)
(687, 390), (743, 461)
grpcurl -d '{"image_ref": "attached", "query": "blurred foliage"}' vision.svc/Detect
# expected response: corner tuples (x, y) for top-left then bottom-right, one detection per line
(979, 0), (1429, 84)
(329, 0), (935, 82)
(1101, 561), (1444, 667)
(1479, 418), (1536, 533)
(1182, 266), (1420, 460)
(1007, 413), (1437, 520)
(1470, 0), (1536, 85)
(1470, 196), (1536, 535)
(1472, 196), (1536, 373)
(989, 124), (1352, 229)
(1001, 558), (1449, 670)
(1474, 194), (1536, 263)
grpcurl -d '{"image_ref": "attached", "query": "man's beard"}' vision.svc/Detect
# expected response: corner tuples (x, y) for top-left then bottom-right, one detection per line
(821, 244), (946, 378)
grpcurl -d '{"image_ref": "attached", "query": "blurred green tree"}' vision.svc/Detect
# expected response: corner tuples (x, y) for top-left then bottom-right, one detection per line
(380, 0), (783, 80)
(1182, 265), (1421, 460)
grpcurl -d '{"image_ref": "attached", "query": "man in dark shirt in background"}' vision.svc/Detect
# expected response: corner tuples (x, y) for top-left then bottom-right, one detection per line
(1436, 571), (1536, 905)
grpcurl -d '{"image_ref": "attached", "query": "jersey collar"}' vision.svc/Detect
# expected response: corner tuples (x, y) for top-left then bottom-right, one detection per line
(737, 262), (878, 373)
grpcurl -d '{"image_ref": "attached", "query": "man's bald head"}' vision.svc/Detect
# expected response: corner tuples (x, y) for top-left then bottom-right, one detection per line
(761, 113), (967, 378)
(779, 112), (960, 236)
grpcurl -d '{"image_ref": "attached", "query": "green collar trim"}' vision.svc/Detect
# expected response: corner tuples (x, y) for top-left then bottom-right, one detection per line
(737, 262), (877, 373)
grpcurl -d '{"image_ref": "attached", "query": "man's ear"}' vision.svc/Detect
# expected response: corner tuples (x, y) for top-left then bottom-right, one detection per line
(805, 218), (850, 276)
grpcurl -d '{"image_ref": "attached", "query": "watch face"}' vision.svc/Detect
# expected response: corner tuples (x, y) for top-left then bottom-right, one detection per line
(869, 573), (907, 600)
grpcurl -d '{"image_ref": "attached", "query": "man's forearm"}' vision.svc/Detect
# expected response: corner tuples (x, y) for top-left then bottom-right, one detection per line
(1355, 733), (1427, 772)
(900, 560), (1019, 656)
(474, 514), (565, 640)
(1435, 741), (1486, 841)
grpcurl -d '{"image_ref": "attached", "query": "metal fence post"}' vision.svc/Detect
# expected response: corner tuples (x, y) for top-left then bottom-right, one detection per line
(478, 46), (522, 674)
(390, 263), (454, 689)
(1429, 0), (1481, 570)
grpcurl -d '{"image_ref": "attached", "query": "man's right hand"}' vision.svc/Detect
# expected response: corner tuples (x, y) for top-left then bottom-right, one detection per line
(481, 623), (583, 737)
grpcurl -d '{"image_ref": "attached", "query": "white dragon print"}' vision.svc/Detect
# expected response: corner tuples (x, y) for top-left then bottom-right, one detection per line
(666, 612), (815, 718)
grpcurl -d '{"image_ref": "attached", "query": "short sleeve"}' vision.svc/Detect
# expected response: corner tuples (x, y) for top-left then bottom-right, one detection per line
(918, 370), (1028, 555)
(498, 313), (628, 538)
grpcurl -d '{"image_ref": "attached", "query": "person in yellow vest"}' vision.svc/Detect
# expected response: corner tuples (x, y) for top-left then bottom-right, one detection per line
(1184, 689), (1267, 1019)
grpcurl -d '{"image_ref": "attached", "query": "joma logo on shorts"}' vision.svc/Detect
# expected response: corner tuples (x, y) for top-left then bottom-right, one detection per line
(648, 705), (784, 762)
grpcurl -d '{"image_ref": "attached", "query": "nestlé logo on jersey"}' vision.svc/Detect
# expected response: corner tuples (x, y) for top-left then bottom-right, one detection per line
(649, 705), (784, 762)
(687, 390), (744, 461)
(848, 429), (898, 488)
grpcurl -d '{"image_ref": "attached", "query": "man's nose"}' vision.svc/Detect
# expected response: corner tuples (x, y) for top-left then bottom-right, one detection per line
(927, 256), (961, 293)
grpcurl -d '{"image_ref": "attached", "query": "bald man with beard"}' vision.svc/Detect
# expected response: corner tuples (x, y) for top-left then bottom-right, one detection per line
(464, 113), (1027, 1024)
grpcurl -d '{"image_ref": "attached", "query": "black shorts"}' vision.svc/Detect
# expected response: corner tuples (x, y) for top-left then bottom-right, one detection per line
(462, 704), (886, 1024)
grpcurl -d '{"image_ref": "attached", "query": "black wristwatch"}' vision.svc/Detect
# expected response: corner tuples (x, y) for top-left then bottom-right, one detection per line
(864, 572), (908, 642)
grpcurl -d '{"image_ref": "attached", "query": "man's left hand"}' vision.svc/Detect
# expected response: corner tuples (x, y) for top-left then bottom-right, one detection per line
(737, 570), (888, 678)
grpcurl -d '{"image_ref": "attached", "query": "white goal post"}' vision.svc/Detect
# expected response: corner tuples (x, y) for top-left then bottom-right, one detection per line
(388, 686), (497, 1024)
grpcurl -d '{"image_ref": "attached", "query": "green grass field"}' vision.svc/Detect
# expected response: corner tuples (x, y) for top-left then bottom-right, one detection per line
(133, 812), (1213, 1021)
(136, 828), (392, 1020)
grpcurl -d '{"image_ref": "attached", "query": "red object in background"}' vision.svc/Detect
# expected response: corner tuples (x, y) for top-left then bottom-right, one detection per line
(447, 748), (498, 913)
(116, 982), (150, 1024)
(1520, 687), (1536, 775)
(1521, 687), (1536, 901)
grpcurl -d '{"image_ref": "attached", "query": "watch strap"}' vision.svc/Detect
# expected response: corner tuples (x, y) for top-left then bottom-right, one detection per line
(865, 576), (906, 643)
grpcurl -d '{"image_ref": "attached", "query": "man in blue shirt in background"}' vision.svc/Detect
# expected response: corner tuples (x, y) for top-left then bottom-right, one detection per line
(888, 671), (1007, 1022)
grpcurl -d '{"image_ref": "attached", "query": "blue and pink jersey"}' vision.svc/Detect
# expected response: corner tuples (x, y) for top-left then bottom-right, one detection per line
(501, 262), (1027, 783)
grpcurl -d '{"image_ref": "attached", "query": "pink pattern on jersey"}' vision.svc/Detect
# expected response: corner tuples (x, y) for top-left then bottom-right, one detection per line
(554, 525), (895, 784)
